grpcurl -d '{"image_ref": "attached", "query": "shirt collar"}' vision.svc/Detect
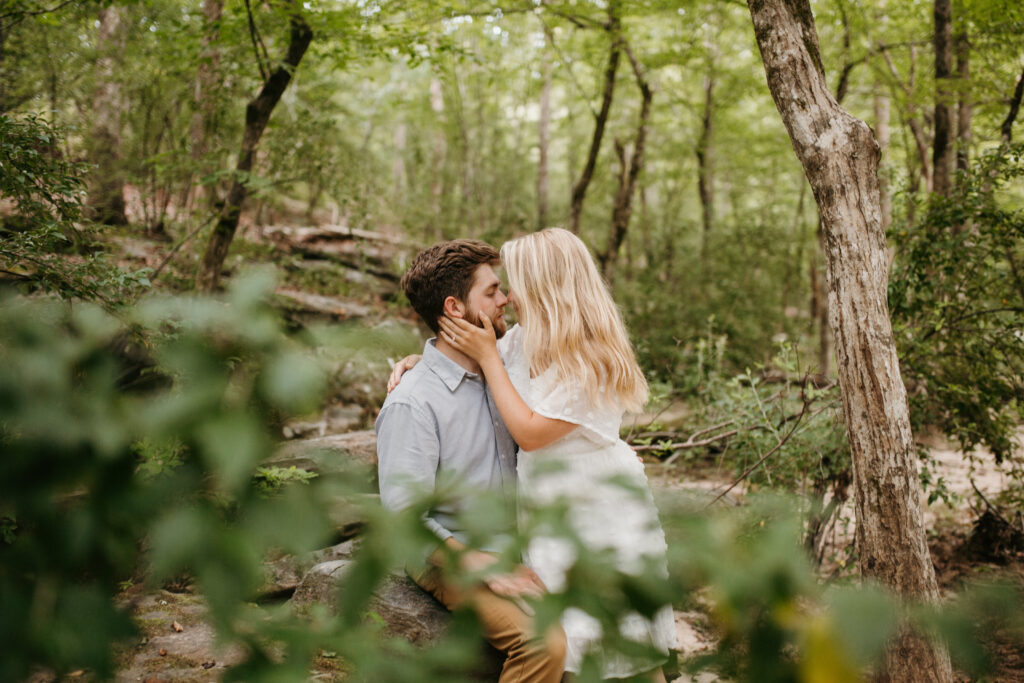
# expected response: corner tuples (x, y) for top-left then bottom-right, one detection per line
(422, 338), (479, 392)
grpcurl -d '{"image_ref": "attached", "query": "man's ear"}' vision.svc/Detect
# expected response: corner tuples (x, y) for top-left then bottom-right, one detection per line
(442, 296), (466, 319)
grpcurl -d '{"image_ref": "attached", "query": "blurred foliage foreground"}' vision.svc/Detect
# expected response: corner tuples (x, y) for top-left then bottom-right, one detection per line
(1, 274), (1022, 683)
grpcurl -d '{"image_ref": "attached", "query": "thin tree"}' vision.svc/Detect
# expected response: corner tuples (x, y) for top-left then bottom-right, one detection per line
(186, 0), (224, 211)
(567, 2), (620, 234)
(933, 0), (954, 196)
(954, 26), (971, 175)
(537, 23), (553, 230)
(1000, 65), (1024, 143)
(197, 2), (312, 292)
(86, 5), (128, 226)
(746, 0), (954, 680)
(599, 39), (650, 286)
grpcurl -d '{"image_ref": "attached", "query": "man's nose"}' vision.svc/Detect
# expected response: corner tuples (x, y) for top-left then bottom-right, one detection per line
(497, 290), (508, 307)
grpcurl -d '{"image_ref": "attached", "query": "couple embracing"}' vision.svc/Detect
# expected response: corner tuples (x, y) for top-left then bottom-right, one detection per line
(376, 228), (677, 682)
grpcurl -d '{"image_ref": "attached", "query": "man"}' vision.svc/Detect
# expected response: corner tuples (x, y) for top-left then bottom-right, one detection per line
(375, 239), (567, 683)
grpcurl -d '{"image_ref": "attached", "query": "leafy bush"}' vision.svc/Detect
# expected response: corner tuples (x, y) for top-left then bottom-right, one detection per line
(0, 113), (151, 304)
(890, 143), (1024, 463)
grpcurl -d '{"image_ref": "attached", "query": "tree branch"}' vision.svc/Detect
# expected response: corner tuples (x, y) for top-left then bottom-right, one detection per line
(244, 0), (270, 82)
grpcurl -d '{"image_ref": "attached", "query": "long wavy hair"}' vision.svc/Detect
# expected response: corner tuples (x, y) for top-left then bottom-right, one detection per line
(501, 228), (648, 412)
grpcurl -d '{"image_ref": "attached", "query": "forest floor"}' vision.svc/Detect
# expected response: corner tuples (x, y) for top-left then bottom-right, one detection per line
(85, 434), (1022, 683)
(39, 218), (1023, 682)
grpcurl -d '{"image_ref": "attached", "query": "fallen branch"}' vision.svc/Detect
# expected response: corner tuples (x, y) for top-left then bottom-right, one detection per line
(262, 225), (417, 248)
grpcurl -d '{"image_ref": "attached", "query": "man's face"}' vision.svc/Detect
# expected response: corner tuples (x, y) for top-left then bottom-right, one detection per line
(462, 264), (508, 339)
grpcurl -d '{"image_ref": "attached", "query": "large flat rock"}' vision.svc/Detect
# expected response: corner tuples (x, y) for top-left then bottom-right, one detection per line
(269, 430), (377, 473)
(291, 560), (450, 645)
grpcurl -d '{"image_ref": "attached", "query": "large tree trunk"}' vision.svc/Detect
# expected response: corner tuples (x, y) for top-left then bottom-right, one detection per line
(568, 2), (620, 235)
(86, 6), (128, 226)
(746, 1), (953, 681)
(197, 7), (312, 292)
(932, 0), (954, 196)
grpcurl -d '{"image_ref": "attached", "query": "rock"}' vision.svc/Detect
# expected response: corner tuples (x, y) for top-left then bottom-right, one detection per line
(290, 559), (448, 644)
(282, 403), (364, 439)
(269, 429), (378, 473)
(290, 558), (504, 679)
(260, 540), (359, 598)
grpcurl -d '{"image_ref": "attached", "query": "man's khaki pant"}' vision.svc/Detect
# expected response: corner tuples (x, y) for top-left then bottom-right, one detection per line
(414, 567), (567, 683)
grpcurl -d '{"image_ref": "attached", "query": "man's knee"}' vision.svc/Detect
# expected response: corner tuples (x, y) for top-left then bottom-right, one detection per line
(542, 623), (567, 665)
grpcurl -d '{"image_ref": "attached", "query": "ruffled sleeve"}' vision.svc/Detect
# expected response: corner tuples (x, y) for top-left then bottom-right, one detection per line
(530, 370), (623, 446)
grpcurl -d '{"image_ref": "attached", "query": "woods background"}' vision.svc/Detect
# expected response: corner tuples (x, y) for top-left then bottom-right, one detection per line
(2, 0), (1024, 681)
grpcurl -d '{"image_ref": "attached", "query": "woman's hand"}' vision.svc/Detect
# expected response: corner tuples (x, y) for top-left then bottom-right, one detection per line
(387, 354), (421, 393)
(439, 315), (500, 364)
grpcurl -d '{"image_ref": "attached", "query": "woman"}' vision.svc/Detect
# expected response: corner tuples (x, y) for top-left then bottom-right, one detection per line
(399, 228), (676, 680)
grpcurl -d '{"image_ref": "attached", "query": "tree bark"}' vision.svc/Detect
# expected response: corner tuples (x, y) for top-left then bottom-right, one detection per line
(1000, 65), (1024, 143)
(568, 4), (620, 235)
(746, 1), (953, 681)
(537, 24), (553, 230)
(197, 6), (313, 292)
(932, 0), (954, 196)
(600, 42), (651, 286)
(86, 5), (128, 226)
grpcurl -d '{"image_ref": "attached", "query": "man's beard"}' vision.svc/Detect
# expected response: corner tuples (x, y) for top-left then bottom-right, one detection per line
(467, 308), (507, 339)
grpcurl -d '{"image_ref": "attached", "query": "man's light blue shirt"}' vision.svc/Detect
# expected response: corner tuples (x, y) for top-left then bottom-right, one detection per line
(375, 339), (517, 556)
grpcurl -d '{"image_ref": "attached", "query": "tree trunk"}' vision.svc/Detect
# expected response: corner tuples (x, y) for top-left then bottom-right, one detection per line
(1000, 65), (1024, 143)
(954, 29), (971, 175)
(393, 122), (407, 194)
(186, 0), (224, 211)
(568, 3), (620, 235)
(537, 25), (553, 230)
(86, 6), (128, 226)
(197, 7), (313, 292)
(932, 0), (954, 196)
(874, 88), (892, 232)
(881, 46), (932, 193)
(696, 69), (715, 259)
(746, 1), (954, 681)
(429, 76), (446, 236)
(0, 19), (8, 113)
(600, 43), (651, 287)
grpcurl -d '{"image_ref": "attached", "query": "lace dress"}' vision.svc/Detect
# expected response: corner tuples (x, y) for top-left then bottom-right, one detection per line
(498, 325), (677, 677)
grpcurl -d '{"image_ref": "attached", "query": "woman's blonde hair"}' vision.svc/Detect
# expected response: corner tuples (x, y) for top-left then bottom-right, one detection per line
(501, 228), (648, 412)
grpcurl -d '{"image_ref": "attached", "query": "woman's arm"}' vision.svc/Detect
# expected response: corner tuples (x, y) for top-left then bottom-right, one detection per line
(439, 316), (576, 451)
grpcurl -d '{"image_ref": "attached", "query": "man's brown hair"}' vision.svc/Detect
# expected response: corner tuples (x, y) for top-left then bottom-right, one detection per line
(401, 239), (500, 333)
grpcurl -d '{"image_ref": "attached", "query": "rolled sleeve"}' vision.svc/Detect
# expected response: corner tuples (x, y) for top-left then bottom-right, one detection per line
(376, 401), (453, 543)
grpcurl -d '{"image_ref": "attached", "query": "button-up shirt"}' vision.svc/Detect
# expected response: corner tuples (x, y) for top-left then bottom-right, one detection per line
(375, 339), (517, 559)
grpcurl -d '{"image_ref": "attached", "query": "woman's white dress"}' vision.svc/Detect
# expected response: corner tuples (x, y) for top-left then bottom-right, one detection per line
(498, 325), (677, 677)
